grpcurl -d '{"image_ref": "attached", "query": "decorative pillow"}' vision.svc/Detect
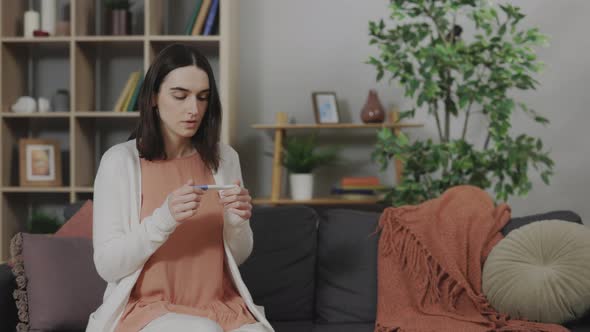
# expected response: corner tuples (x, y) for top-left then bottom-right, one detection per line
(10, 233), (106, 331)
(55, 200), (93, 238)
(483, 219), (590, 324)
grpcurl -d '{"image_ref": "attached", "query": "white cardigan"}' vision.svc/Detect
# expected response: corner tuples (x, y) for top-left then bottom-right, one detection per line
(86, 139), (273, 332)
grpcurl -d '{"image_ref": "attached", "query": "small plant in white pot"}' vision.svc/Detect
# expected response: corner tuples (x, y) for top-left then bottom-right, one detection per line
(282, 135), (338, 200)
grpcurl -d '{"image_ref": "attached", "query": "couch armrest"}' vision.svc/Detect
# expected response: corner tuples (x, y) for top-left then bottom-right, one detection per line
(502, 210), (582, 236)
(0, 263), (17, 332)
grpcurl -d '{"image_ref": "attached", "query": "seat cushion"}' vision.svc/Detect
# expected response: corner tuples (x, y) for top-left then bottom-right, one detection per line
(483, 220), (590, 324)
(312, 323), (375, 332)
(566, 312), (590, 332)
(270, 321), (376, 332)
(315, 209), (380, 323)
(271, 321), (314, 332)
(240, 206), (318, 321)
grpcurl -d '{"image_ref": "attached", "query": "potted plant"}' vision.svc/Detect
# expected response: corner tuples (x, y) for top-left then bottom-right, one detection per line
(28, 211), (62, 234)
(104, 0), (131, 35)
(368, 1), (554, 206)
(281, 135), (338, 200)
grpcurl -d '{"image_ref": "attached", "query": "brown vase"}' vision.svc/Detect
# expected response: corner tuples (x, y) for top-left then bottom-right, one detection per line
(361, 89), (385, 123)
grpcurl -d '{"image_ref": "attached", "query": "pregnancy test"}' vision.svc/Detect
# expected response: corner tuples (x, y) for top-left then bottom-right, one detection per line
(193, 184), (236, 190)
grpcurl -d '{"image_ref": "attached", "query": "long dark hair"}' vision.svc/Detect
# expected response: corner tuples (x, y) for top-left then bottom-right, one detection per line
(129, 43), (221, 172)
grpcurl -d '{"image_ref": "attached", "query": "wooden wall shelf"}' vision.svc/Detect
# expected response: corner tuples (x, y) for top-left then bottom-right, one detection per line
(251, 111), (423, 206)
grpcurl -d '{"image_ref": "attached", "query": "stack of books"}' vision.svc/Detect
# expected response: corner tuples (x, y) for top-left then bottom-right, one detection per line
(331, 176), (390, 200)
(184, 0), (220, 36)
(113, 71), (143, 112)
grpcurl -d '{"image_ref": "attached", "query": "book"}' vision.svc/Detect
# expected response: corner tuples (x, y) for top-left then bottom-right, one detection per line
(340, 185), (389, 190)
(184, 0), (203, 35)
(191, 0), (212, 35)
(211, 11), (220, 35)
(202, 0), (219, 36)
(113, 72), (137, 112)
(121, 72), (140, 113)
(341, 176), (381, 187)
(125, 72), (143, 112)
(331, 188), (378, 195)
(334, 194), (379, 201)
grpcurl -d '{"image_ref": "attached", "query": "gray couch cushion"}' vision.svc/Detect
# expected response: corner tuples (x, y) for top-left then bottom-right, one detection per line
(240, 205), (318, 321)
(271, 321), (376, 332)
(0, 263), (17, 332)
(271, 321), (313, 332)
(567, 314), (590, 332)
(312, 323), (374, 332)
(315, 209), (380, 323)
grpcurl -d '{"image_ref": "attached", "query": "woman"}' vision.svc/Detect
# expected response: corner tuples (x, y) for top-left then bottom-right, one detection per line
(86, 44), (273, 332)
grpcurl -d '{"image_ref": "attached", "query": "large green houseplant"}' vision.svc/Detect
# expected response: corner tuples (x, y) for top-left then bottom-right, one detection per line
(368, 0), (554, 206)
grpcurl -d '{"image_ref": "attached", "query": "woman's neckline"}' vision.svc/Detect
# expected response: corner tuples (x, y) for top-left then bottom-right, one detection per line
(141, 151), (198, 162)
(167, 151), (198, 161)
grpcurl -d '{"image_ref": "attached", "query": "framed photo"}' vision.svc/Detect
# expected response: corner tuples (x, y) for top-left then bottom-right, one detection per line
(19, 138), (62, 187)
(312, 92), (340, 124)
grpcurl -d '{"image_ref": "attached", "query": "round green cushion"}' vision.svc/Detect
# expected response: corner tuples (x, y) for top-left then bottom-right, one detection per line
(482, 219), (590, 324)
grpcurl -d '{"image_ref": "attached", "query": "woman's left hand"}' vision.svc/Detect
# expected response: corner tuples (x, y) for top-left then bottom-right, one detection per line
(219, 180), (252, 221)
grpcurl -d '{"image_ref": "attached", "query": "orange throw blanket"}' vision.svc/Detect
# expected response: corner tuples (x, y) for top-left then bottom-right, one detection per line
(375, 185), (568, 332)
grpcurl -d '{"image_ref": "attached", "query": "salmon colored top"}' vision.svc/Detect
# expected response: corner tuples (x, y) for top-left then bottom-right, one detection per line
(115, 152), (256, 332)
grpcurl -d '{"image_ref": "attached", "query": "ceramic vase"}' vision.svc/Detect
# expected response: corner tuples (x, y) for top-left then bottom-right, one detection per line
(361, 89), (385, 123)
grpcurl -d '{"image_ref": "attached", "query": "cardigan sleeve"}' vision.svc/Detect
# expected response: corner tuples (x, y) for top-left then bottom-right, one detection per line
(222, 146), (254, 266)
(92, 148), (179, 283)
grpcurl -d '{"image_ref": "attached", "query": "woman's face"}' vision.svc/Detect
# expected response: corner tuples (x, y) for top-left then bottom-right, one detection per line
(155, 65), (210, 140)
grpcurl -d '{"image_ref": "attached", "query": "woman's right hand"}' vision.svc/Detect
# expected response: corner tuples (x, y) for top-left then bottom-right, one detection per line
(167, 179), (204, 223)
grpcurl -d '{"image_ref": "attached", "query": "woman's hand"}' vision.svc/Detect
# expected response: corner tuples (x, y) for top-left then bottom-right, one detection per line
(167, 179), (204, 223)
(219, 180), (252, 221)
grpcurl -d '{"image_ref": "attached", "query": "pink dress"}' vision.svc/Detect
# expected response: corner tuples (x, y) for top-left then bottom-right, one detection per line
(115, 152), (256, 332)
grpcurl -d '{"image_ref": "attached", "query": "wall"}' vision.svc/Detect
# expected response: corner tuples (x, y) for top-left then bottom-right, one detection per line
(238, 0), (590, 223)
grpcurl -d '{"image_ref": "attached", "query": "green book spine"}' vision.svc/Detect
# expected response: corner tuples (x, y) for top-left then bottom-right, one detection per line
(184, 0), (203, 35)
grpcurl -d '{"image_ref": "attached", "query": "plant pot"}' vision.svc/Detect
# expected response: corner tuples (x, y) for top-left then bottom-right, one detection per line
(289, 173), (314, 200)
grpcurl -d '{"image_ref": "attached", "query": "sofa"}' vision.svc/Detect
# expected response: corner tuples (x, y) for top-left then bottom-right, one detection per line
(1, 205), (589, 332)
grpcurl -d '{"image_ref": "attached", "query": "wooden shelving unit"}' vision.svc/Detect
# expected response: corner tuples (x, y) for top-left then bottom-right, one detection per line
(252, 111), (424, 206)
(0, 0), (240, 261)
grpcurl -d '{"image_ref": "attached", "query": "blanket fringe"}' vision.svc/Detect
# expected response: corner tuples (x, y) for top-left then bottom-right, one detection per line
(375, 323), (423, 332)
(377, 208), (463, 308)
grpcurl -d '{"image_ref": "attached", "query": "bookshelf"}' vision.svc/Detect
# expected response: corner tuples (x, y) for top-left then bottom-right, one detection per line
(0, 0), (240, 261)
(251, 111), (424, 206)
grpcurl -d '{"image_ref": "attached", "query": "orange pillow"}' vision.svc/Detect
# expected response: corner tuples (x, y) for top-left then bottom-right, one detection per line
(55, 200), (93, 239)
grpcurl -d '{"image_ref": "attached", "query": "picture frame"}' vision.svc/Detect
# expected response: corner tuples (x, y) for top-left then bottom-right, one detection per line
(19, 138), (62, 187)
(312, 92), (340, 124)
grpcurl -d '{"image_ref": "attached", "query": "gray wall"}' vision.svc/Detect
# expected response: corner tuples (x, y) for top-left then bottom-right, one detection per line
(238, 0), (590, 224)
